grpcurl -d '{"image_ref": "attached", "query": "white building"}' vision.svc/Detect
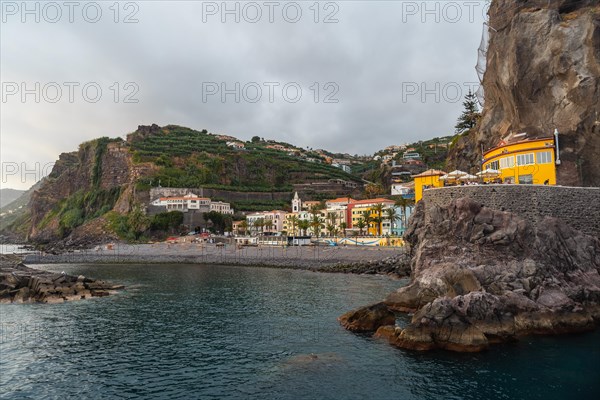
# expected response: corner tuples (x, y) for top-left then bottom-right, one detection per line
(210, 201), (233, 214)
(403, 151), (421, 160)
(246, 210), (287, 234)
(332, 163), (352, 173)
(391, 183), (413, 196)
(151, 193), (211, 212)
(292, 192), (302, 213)
(226, 141), (245, 149)
(151, 193), (233, 214)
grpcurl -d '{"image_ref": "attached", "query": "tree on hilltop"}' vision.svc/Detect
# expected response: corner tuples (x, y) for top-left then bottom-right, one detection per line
(455, 90), (481, 134)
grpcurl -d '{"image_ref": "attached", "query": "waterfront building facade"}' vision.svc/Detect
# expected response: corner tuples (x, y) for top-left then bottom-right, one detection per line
(412, 169), (447, 202)
(246, 210), (286, 234)
(482, 134), (557, 185)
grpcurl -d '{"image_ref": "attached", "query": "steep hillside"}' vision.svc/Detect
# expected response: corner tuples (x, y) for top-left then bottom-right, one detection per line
(448, 0), (600, 185)
(4, 124), (361, 245)
(129, 124), (358, 192)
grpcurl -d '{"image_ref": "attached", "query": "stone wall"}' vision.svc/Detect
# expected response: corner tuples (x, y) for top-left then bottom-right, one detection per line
(149, 187), (292, 203)
(422, 185), (600, 238)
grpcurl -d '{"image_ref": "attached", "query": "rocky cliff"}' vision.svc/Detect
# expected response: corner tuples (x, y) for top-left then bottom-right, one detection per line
(341, 197), (600, 352)
(20, 134), (159, 247)
(448, 0), (600, 186)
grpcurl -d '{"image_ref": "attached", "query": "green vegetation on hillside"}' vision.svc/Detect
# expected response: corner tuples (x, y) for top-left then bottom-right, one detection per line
(130, 125), (358, 191)
(401, 136), (455, 171)
(50, 187), (122, 236)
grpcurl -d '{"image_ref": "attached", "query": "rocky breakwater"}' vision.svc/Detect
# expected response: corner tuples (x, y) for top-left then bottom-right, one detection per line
(0, 255), (124, 304)
(315, 250), (411, 277)
(340, 197), (600, 352)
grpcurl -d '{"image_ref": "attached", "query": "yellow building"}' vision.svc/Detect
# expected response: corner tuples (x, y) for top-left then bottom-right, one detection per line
(482, 135), (557, 185)
(349, 198), (395, 235)
(413, 169), (446, 202)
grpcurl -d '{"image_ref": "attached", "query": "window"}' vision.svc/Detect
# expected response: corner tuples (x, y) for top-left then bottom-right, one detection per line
(516, 153), (534, 166)
(536, 151), (552, 164)
(488, 160), (499, 170)
(518, 174), (533, 184)
(500, 156), (514, 169)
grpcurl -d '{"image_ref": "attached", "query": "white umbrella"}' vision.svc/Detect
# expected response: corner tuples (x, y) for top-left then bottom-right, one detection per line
(439, 174), (450, 180)
(445, 170), (469, 179)
(476, 168), (500, 178)
(459, 174), (478, 181)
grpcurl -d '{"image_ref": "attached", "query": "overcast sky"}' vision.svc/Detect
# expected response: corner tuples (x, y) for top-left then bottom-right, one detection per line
(1, 0), (489, 189)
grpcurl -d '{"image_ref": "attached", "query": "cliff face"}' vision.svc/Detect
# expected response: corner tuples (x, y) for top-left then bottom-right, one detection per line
(449, 0), (600, 186)
(27, 138), (155, 244)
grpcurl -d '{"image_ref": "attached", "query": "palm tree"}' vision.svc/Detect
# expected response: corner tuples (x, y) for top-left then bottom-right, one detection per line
(309, 204), (321, 218)
(326, 212), (339, 237)
(339, 222), (347, 237)
(253, 218), (264, 235)
(310, 214), (324, 238)
(371, 203), (385, 236)
(394, 197), (415, 231)
(356, 218), (366, 236)
(372, 216), (383, 236)
(361, 210), (373, 235)
(326, 223), (336, 237)
(385, 207), (399, 236)
(239, 220), (248, 236)
(298, 219), (310, 236)
(327, 212), (337, 225)
(287, 215), (299, 237)
(264, 219), (273, 233)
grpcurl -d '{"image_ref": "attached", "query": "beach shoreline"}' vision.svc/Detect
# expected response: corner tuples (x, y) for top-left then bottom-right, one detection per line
(18, 242), (409, 274)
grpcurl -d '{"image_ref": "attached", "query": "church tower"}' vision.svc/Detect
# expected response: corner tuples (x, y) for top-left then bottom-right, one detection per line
(292, 192), (301, 213)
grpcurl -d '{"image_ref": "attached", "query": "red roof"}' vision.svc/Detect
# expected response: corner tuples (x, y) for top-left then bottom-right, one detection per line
(411, 169), (446, 178)
(326, 197), (356, 204)
(352, 198), (394, 205)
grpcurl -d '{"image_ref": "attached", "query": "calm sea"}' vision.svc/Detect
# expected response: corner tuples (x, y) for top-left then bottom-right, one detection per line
(1, 264), (599, 400)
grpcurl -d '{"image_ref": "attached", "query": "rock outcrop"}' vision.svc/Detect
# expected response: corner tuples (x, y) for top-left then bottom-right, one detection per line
(315, 250), (411, 276)
(448, 0), (600, 186)
(0, 255), (124, 304)
(338, 302), (396, 333)
(342, 197), (600, 352)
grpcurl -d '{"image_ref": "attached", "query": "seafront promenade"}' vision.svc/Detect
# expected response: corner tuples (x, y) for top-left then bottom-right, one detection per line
(23, 242), (404, 270)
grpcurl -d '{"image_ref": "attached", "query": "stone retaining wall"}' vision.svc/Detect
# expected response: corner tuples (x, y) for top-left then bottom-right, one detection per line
(149, 187), (292, 202)
(422, 185), (600, 238)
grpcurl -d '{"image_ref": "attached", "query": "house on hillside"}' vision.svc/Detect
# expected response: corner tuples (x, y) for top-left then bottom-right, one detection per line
(391, 182), (414, 197)
(226, 141), (245, 149)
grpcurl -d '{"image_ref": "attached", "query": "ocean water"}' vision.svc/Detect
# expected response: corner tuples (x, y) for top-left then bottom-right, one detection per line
(0, 264), (599, 400)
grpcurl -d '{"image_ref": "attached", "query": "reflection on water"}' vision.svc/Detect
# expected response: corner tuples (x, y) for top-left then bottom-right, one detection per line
(1, 263), (599, 400)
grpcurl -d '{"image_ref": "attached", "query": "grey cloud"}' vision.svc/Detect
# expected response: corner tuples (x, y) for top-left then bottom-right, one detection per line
(1, 1), (487, 189)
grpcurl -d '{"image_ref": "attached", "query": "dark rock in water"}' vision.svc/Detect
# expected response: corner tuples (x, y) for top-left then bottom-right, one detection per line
(0, 254), (123, 304)
(338, 302), (395, 333)
(343, 197), (600, 352)
(279, 353), (343, 371)
(317, 250), (411, 277)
